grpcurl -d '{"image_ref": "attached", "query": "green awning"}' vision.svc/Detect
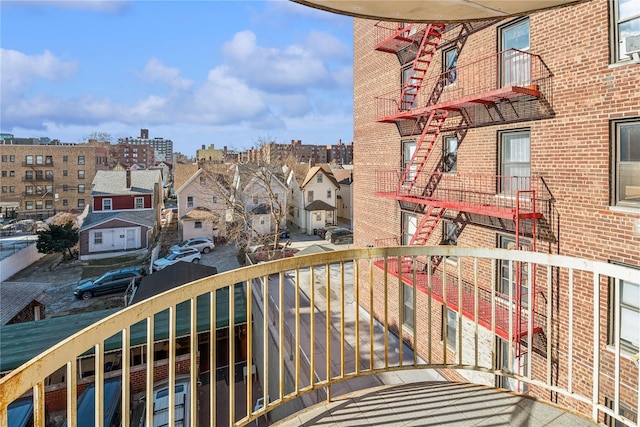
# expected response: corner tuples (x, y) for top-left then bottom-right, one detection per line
(0, 285), (247, 373)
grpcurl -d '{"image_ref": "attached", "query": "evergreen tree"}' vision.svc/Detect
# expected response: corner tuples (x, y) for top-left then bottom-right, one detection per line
(36, 221), (79, 260)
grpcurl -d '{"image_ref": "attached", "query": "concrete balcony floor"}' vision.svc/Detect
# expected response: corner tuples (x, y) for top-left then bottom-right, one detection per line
(277, 382), (598, 427)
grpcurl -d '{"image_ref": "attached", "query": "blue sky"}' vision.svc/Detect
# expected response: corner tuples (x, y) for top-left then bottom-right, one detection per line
(0, 0), (354, 155)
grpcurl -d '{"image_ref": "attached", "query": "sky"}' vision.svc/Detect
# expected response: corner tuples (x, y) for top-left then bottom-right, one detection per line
(0, 0), (354, 155)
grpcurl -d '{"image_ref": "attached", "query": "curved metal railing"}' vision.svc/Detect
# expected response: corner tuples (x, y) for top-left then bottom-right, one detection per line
(0, 247), (638, 427)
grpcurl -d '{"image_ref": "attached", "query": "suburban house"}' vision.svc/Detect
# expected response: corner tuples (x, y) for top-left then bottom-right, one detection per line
(174, 163), (230, 242)
(331, 166), (353, 228)
(299, 164), (340, 235)
(231, 164), (288, 239)
(0, 282), (48, 325)
(78, 169), (163, 260)
(285, 163), (310, 232)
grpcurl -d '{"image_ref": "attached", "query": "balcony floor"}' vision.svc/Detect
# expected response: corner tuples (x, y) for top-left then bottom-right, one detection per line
(277, 381), (598, 426)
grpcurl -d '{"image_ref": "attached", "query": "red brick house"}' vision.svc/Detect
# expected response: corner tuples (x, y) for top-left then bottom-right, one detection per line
(78, 169), (163, 260)
(353, 0), (639, 423)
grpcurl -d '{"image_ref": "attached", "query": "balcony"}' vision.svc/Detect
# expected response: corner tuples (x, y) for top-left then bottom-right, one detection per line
(0, 247), (638, 426)
(375, 49), (554, 129)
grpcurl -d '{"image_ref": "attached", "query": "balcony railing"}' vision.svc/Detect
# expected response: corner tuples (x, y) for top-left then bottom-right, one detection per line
(0, 247), (638, 427)
(375, 49), (553, 122)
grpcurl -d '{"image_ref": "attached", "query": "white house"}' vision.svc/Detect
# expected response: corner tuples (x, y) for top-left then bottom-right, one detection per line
(175, 165), (230, 241)
(331, 166), (353, 229)
(300, 165), (340, 236)
(286, 163), (311, 232)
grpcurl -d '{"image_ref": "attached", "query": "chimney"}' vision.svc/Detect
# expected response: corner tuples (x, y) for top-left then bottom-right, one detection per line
(202, 144), (205, 149)
(126, 169), (132, 190)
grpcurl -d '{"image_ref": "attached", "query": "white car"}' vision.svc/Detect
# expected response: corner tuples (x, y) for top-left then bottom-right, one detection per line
(169, 237), (215, 254)
(153, 247), (201, 271)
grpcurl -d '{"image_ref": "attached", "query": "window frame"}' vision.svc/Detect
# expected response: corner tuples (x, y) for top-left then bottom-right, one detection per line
(611, 118), (640, 208)
(610, 0), (640, 63)
(78, 155), (85, 165)
(441, 306), (457, 352)
(497, 235), (530, 309)
(102, 198), (112, 211)
(25, 155), (33, 165)
(78, 170), (85, 179)
(78, 184), (85, 194)
(442, 46), (458, 86)
(135, 197), (144, 209)
(608, 269), (640, 354)
(187, 196), (194, 208)
(499, 129), (531, 193)
(401, 211), (417, 246)
(402, 283), (415, 332)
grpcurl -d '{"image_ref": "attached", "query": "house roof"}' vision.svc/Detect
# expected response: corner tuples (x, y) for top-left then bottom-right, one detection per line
(288, 163), (311, 185)
(294, 244), (334, 257)
(331, 168), (352, 185)
(305, 200), (336, 211)
(250, 203), (272, 215)
(130, 263), (218, 304)
(301, 164), (340, 189)
(173, 163), (200, 191)
(181, 207), (218, 220)
(0, 283), (246, 372)
(0, 282), (49, 326)
(79, 209), (157, 231)
(91, 170), (161, 196)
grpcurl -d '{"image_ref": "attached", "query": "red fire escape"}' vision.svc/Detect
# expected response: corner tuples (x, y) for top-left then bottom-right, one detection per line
(372, 21), (556, 361)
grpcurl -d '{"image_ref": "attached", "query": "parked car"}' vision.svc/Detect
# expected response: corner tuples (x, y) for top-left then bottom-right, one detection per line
(325, 227), (348, 242)
(318, 225), (339, 239)
(137, 376), (194, 427)
(73, 266), (146, 300)
(169, 237), (215, 254)
(153, 247), (201, 271)
(330, 228), (354, 244)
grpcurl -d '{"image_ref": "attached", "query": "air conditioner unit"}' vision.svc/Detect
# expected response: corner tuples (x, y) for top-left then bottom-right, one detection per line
(55, 193), (59, 199)
(625, 34), (640, 56)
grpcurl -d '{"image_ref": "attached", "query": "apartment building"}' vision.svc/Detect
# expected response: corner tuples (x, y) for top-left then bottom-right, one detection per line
(0, 143), (109, 219)
(353, 0), (639, 423)
(117, 129), (174, 163)
(112, 142), (156, 169)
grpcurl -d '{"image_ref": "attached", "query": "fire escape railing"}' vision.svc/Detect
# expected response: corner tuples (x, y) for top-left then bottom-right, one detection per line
(375, 48), (553, 122)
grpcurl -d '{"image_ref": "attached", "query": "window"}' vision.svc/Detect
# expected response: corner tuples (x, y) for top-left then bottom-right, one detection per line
(403, 140), (417, 183)
(497, 235), (530, 308)
(605, 397), (638, 426)
(611, 0), (640, 62)
(63, 199), (68, 206)
(609, 274), (640, 353)
(252, 194), (259, 204)
(1, 155), (6, 162)
(442, 307), (457, 351)
(402, 211), (417, 245)
(200, 176), (206, 185)
(25, 155), (33, 165)
(63, 170), (68, 177)
(401, 65), (418, 110)
(9, 170), (14, 177)
(78, 170), (85, 179)
(45, 170), (53, 179)
(612, 119), (640, 207)
(443, 221), (458, 264)
(78, 199), (85, 208)
(9, 186), (15, 193)
(63, 155), (68, 162)
(45, 185), (53, 194)
(25, 186), (33, 195)
(1, 187), (6, 193)
(443, 136), (458, 173)
(78, 156), (85, 165)
(327, 189), (331, 199)
(500, 130), (530, 193)
(63, 184), (69, 192)
(135, 197), (144, 209)
(195, 221), (203, 229)
(9, 155), (14, 162)
(212, 196), (217, 204)
(443, 47), (458, 85)
(187, 196), (194, 208)
(35, 200), (43, 210)
(25, 171), (33, 180)
(102, 199), (112, 210)
(35, 185), (44, 195)
(307, 191), (314, 203)
(78, 184), (85, 193)
(499, 18), (530, 87)
(1, 171), (5, 177)
(25, 201), (33, 210)
(45, 156), (52, 165)
(496, 337), (529, 392)
(36, 155), (43, 165)
(317, 174), (323, 183)
(94, 231), (103, 245)
(402, 283), (415, 331)
(35, 171), (43, 180)
(45, 200), (53, 209)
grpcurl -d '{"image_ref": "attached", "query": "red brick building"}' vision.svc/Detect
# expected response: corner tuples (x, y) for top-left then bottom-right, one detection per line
(353, 0), (638, 423)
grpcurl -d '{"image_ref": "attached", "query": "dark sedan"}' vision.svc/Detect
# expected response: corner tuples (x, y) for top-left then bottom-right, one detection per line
(330, 229), (353, 244)
(73, 266), (146, 300)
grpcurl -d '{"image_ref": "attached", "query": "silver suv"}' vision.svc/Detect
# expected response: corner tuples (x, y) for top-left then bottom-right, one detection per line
(169, 237), (215, 254)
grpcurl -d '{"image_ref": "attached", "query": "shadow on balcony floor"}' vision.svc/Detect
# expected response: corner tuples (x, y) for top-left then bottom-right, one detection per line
(277, 381), (598, 426)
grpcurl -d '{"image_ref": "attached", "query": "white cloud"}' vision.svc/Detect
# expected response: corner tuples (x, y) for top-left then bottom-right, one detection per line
(140, 58), (193, 91)
(303, 30), (351, 61)
(0, 48), (78, 91)
(8, 0), (131, 13)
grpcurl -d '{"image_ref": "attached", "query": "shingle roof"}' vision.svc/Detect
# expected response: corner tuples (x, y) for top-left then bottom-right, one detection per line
(79, 209), (157, 231)
(91, 170), (161, 195)
(304, 200), (336, 211)
(0, 282), (50, 325)
(331, 168), (352, 185)
(130, 263), (218, 304)
(301, 164), (340, 189)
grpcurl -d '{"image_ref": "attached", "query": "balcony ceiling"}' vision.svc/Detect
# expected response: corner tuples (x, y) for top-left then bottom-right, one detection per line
(291, 0), (587, 22)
